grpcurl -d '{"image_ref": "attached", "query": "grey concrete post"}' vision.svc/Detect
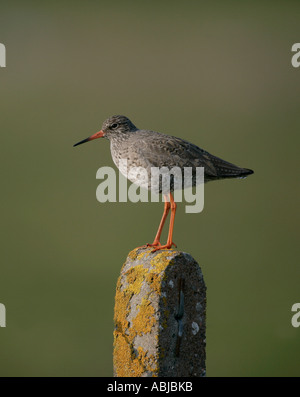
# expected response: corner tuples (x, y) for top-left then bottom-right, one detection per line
(113, 247), (206, 377)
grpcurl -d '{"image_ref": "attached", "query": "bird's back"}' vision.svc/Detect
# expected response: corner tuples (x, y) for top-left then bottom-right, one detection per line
(118, 129), (253, 183)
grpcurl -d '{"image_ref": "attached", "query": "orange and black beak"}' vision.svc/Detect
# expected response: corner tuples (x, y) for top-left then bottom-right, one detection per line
(73, 130), (105, 147)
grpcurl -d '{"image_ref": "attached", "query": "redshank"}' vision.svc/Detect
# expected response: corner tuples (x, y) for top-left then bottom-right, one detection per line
(74, 115), (253, 251)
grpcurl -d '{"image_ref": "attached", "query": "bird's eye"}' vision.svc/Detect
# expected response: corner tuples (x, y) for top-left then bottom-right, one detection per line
(111, 123), (119, 129)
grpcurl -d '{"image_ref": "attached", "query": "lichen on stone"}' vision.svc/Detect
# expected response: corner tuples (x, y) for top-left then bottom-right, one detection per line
(113, 248), (180, 377)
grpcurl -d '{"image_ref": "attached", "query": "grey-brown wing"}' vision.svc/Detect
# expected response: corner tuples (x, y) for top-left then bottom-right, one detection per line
(134, 131), (252, 180)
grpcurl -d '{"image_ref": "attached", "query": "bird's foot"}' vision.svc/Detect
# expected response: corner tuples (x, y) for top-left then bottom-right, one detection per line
(147, 241), (161, 248)
(151, 241), (177, 253)
(136, 240), (177, 252)
(136, 240), (161, 250)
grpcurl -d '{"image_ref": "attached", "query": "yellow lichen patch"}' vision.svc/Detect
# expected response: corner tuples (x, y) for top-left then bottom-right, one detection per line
(114, 260), (156, 376)
(114, 335), (159, 376)
(113, 332), (144, 377)
(136, 346), (158, 374)
(128, 346), (158, 376)
(145, 271), (162, 295)
(127, 248), (151, 262)
(127, 248), (140, 261)
(130, 297), (156, 338)
(114, 264), (148, 337)
(113, 249), (176, 376)
(150, 249), (175, 274)
(114, 283), (131, 333)
(125, 265), (147, 295)
(113, 333), (133, 376)
(145, 250), (175, 294)
(136, 249), (151, 261)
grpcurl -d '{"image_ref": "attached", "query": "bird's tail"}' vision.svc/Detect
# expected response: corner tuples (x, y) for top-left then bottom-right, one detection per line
(207, 154), (254, 180)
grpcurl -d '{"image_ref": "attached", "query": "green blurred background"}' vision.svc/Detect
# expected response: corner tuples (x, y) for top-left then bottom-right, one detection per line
(0, 1), (299, 376)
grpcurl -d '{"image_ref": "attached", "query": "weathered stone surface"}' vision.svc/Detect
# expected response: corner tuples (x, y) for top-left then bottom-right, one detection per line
(113, 247), (206, 377)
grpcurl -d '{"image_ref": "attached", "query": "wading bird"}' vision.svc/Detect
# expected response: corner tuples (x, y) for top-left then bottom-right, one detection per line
(74, 115), (253, 251)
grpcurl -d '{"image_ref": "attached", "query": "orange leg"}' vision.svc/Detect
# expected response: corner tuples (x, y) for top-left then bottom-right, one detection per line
(137, 195), (170, 249)
(151, 193), (177, 252)
(146, 194), (170, 247)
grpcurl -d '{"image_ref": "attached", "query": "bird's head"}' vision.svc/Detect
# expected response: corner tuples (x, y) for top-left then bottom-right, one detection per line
(73, 115), (138, 147)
